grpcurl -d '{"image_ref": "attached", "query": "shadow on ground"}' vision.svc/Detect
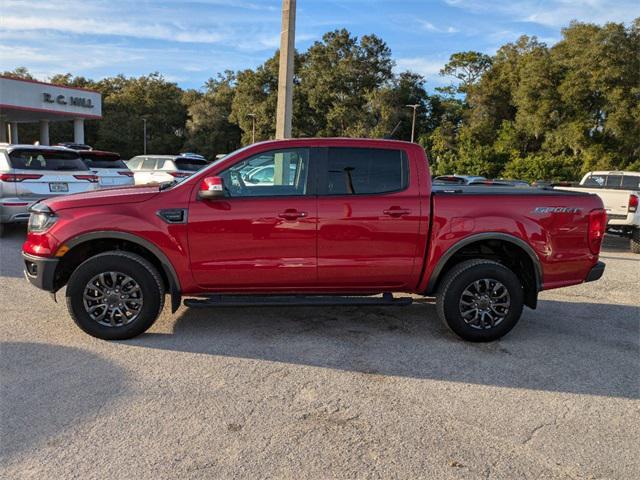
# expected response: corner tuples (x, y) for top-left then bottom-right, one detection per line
(0, 223), (27, 278)
(126, 298), (639, 400)
(0, 342), (128, 460)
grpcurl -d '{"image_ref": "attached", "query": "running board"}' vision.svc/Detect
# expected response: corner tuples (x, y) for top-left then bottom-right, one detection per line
(184, 293), (412, 308)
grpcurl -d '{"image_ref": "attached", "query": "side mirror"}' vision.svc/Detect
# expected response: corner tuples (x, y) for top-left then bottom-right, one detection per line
(198, 176), (225, 200)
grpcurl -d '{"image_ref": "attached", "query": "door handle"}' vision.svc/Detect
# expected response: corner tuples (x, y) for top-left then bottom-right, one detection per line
(278, 209), (307, 220)
(383, 207), (411, 217)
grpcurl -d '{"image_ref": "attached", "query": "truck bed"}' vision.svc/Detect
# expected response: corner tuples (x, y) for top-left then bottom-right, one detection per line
(432, 185), (592, 196)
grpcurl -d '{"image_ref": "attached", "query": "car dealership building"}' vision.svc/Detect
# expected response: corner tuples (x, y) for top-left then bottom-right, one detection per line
(0, 76), (102, 146)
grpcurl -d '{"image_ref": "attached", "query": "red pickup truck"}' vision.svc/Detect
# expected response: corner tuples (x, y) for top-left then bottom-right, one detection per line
(22, 138), (606, 342)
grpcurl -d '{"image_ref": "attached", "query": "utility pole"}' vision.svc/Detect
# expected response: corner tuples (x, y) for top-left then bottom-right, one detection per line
(142, 118), (147, 154)
(247, 113), (257, 143)
(406, 104), (420, 143)
(275, 0), (296, 139)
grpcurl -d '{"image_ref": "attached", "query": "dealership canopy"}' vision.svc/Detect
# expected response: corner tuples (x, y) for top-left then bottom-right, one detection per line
(0, 76), (102, 146)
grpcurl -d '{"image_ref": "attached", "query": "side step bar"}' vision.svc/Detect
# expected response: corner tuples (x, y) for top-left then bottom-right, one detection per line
(184, 292), (412, 308)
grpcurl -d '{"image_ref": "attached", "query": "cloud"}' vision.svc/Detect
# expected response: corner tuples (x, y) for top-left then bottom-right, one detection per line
(444, 0), (640, 27)
(418, 20), (459, 34)
(1, 15), (227, 44)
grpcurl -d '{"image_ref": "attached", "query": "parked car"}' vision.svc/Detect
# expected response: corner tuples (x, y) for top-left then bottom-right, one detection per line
(57, 142), (92, 151)
(433, 175), (486, 185)
(126, 155), (208, 185)
(0, 144), (98, 236)
(555, 171), (640, 252)
(75, 150), (134, 188)
(22, 138), (606, 342)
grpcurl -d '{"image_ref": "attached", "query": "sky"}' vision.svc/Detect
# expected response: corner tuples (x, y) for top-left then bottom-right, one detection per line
(1, 0), (638, 91)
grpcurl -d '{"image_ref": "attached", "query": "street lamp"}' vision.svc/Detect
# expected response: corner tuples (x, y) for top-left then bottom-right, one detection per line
(247, 113), (257, 144)
(142, 118), (147, 154)
(406, 104), (420, 143)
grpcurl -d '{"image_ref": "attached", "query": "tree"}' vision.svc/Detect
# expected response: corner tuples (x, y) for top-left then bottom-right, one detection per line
(2, 66), (34, 79)
(439, 51), (492, 95)
(96, 73), (187, 158)
(183, 71), (241, 157)
(298, 29), (394, 136)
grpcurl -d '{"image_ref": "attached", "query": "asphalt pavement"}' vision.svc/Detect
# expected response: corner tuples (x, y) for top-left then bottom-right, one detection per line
(1, 223), (638, 479)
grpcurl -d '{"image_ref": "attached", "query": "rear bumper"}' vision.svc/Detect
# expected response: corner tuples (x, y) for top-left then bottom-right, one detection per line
(585, 261), (605, 283)
(22, 252), (59, 292)
(0, 199), (33, 223)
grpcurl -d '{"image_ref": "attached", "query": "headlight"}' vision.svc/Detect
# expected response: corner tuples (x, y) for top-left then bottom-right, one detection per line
(28, 212), (58, 232)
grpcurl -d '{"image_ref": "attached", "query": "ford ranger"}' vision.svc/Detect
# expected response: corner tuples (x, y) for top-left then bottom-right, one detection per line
(22, 138), (607, 342)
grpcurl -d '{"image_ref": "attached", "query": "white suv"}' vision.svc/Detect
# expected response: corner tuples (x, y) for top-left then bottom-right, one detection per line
(126, 155), (208, 185)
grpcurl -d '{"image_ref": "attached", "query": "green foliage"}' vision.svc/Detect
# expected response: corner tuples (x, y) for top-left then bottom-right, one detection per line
(6, 20), (638, 176)
(184, 71), (241, 157)
(439, 51), (492, 95)
(96, 73), (187, 158)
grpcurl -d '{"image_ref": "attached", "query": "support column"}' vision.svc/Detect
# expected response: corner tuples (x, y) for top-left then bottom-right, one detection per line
(0, 120), (7, 143)
(275, 0), (296, 139)
(73, 118), (85, 144)
(40, 120), (50, 146)
(9, 123), (19, 144)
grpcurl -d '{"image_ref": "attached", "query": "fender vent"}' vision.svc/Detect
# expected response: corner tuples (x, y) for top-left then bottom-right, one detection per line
(157, 209), (187, 224)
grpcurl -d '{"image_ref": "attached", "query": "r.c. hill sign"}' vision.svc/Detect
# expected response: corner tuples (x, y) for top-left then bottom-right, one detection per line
(43, 92), (95, 108)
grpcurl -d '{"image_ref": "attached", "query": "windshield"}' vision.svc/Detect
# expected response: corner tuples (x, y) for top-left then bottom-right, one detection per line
(80, 152), (128, 169)
(8, 149), (89, 171)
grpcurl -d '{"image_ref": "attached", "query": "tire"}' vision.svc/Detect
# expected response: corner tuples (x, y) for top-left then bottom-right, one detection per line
(66, 251), (165, 340)
(436, 259), (524, 342)
(631, 228), (640, 254)
(0, 222), (4, 238)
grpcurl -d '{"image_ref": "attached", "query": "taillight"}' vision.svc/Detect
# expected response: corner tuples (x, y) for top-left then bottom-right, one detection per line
(588, 209), (607, 254)
(0, 173), (43, 182)
(73, 174), (99, 183)
(118, 171), (134, 177)
(169, 172), (190, 178)
(629, 194), (639, 213)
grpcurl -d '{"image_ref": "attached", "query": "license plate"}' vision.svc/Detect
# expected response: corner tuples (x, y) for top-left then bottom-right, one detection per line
(49, 182), (69, 192)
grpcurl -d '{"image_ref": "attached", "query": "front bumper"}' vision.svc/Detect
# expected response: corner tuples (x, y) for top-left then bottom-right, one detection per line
(22, 252), (59, 292)
(585, 261), (605, 283)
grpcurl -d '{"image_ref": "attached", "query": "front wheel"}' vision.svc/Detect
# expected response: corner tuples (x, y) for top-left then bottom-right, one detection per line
(66, 251), (165, 340)
(436, 259), (524, 342)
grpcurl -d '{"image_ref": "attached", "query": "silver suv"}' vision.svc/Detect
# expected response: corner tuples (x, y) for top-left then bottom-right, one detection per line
(0, 144), (98, 235)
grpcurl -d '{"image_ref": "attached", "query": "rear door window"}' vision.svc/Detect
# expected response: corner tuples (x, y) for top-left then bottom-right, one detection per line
(604, 175), (623, 188)
(324, 148), (408, 195)
(8, 149), (88, 171)
(141, 158), (157, 170)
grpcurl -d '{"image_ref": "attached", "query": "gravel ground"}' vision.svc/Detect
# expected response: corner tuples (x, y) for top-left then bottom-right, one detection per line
(1, 224), (638, 479)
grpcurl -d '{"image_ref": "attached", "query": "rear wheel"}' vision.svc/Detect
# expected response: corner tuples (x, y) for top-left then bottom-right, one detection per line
(66, 251), (165, 340)
(436, 259), (524, 342)
(631, 228), (640, 254)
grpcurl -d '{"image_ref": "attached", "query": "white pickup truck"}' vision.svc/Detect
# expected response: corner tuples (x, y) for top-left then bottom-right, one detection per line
(556, 171), (640, 253)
